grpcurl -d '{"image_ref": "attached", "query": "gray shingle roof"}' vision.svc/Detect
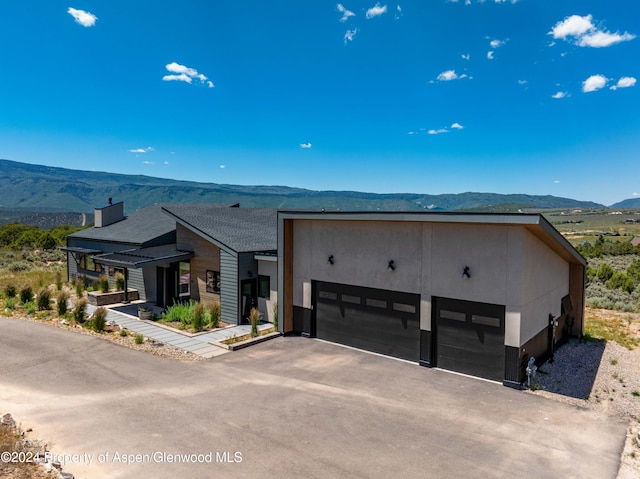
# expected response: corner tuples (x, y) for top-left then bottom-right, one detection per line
(67, 204), (178, 245)
(162, 205), (278, 253)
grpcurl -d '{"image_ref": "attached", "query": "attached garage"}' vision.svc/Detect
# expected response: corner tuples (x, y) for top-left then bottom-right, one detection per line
(278, 211), (586, 387)
(433, 297), (505, 381)
(314, 281), (420, 362)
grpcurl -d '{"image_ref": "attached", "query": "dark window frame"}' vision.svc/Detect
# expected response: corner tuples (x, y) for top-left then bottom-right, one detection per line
(258, 275), (270, 299)
(206, 270), (221, 294)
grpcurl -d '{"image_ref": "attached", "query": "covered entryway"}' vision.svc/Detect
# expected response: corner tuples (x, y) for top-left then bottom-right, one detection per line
(433, 297), (505, 381)
(313, 281), (420, 361)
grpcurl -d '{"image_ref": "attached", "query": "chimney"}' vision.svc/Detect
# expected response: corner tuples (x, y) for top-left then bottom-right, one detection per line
(95, 200), (124, 228)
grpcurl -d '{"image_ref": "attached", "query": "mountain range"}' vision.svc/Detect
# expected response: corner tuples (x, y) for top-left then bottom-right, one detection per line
(1, 159), (633, 221)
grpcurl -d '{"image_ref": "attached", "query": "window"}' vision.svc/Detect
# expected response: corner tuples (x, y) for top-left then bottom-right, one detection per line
(440, 310), (466, 322)
(393, 303), (416, 314)
(258, 275), (270, 299)
(366, 298), (387, 309)
(79, 254), (101, 273)
(471, 315), (501, 328)
(179, 262), (190, 297)
(341, 294), (360, 304)
(206, 270), (220, 294)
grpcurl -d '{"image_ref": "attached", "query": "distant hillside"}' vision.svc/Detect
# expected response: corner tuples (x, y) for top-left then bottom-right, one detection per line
(0, 208), (92, 229)
(0, 159), (605, 215)
(610, 198), (640, 209)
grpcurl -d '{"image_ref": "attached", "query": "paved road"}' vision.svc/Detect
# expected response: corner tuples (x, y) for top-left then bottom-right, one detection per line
(0, 317), (627, 479)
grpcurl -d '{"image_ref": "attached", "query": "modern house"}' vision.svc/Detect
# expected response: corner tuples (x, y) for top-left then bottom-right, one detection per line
(277, 211), (586, 387)
(63, 201), (188, 305)
(161, 204), (278, 325)
(63, 200), (278, 325)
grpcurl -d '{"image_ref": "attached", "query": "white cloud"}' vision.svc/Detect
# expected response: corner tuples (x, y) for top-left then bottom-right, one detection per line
(428, 128), (448, 135)
(219, 165), (226, 169)
(550, 14), (635, 48)
(142, 161), (154, 165)
(611, 76), (637, 90)
(163, 161), (169, 165)
(554, 180), (561, 184)
(344, 28), (358, 44)
(579, 31), (636, 48)
(518, 80), (528, 85)
(633, 192), (640, 197)
(461, 54), (470, 60)
(163, 62), (213, 87)
(451, 123), (464, 129)
(487, 51), (494, 60)
(67, 7), (97, 27)
(366, 3), (387, 19)
(436, 70), (467, 81)
(337, 4), (355, 22)
(300, 143), (313, 149)
(395, 5), (403, 19)
(129, 147), (154, 153)
(551, 91), (567, 99)
(489, 39), (505, 49)
(550, 14), (594, 39)
(582, 74), (608, 93)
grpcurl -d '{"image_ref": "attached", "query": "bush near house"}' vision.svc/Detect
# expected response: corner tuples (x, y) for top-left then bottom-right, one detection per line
(19, 286), (33, 305)
(56, 290), (69, 316)
(99, 275), (110, 293)
(36, 288), (51, 311)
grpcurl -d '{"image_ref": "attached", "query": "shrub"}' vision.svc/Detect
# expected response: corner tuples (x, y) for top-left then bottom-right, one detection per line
(4, 296), (16, 310)
(134, 334), (144, 344)
(90, 307), (107, 332)
(56, 290), (70, 316)
(8, 261), (30, 272)
(36, 288), (52, 310)
(209, 302), (221, 328)
(162, 300), (196, 326)
(73, 298), (88, 323)
(250, 308), (260, 337)
(24, 301), (36, 315)
(20, 286), (33, 304)
(75, 278), (85, 298)
(99, 275), (110, 293)
(606, 272), (635, 294)
(192, 303), (205, 332)
(115, 272), (125, 291)
(55, 272), (63, 291)
(4, 284), (16, 298)
(598, 263), (614, 282)
(119, 329), (128, 337)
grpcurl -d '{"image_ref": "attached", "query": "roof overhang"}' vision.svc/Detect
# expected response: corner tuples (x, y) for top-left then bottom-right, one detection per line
(277, 211), (586, 267)
(61, 246), (103, 255)
(92, 245), (194, 269)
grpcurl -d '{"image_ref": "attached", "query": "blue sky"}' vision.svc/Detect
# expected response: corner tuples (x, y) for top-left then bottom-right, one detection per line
(0, 1), (637, 206)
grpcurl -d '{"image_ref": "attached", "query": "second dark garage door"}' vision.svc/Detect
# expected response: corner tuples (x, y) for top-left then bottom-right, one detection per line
(313, 281), (420, 362)
(434, 297), (505, 381)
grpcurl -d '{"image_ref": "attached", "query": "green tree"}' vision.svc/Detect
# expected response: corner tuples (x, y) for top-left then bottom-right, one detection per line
(597, 263), (614, 282)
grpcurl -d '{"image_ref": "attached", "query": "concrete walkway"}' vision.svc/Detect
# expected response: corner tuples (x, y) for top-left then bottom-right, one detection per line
(85, 301), (274, 359)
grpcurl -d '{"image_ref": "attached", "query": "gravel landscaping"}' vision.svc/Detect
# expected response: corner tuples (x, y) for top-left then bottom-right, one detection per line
(528, 328), (640, 478)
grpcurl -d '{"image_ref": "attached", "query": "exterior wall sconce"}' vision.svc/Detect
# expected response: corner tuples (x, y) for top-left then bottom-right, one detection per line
(327, 255), (334, 265)
(388, 260), (395, 271)
(462, 266), (471, 279)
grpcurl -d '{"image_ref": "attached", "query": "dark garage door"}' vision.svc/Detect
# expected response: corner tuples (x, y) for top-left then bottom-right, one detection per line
(434, 297), (505, 381)
(314, 281), (420, 361)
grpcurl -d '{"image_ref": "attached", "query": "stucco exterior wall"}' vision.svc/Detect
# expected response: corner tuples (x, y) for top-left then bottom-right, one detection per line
(519, 228), (569, 344)
(176, 224), (221, 306)
(290, 219), (571, 348)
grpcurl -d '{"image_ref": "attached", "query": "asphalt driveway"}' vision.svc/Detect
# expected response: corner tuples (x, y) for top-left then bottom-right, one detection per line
(0, 317), (627, 479)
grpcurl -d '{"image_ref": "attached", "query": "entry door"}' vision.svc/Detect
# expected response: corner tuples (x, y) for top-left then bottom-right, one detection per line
(434, 297), (505, 381)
